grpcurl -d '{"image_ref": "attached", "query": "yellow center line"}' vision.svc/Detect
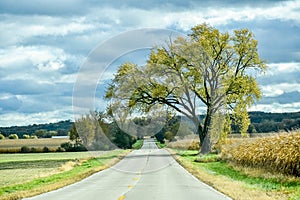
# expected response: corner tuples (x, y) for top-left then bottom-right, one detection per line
(118, 195), (126, 200)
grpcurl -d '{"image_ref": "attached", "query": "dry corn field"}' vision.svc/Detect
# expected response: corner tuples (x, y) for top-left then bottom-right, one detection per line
(167, 138), (200, 150)
(221, 132), (300, 176)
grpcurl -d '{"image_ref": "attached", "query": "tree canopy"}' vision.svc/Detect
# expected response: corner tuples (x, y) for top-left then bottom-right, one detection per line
(106, 23), (266, 154)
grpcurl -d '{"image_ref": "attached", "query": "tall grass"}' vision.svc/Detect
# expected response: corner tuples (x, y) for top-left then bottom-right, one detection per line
(167, 139), (200, 150)
(221, 132), (300, 176)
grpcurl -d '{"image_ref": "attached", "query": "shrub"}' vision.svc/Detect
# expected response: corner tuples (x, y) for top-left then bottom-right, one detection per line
(0, 148), (20, 153)
(8, 134), (19, 139)
(61, 142), (87, 152)
(61, 142), (73, 151)
(221, 132), (300, 176)
(30, 147), (38, 153)
(43, 146), (50, 152)
(56, 147), (65, 152)
(30, 135), (38, 139)
(22, 134), (30, 139)
(21, 146), (31, 153)
(73, 143), (88, 151)
(0, 133), (5, 140)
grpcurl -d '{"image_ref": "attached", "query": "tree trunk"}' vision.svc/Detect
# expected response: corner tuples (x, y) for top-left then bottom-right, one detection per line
(196, 106), (213, 155)
(197, 124), (211, 155)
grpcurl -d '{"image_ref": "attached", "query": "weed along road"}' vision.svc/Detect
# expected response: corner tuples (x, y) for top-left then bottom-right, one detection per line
(24, 139), (231, 200)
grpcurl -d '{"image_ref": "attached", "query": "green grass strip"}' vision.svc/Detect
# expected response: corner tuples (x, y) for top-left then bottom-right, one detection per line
(132, 140), (144, 149)
(174, 150), (300, 199)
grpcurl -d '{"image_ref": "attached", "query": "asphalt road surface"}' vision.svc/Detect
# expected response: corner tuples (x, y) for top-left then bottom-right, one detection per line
(24, 139), (231, 200)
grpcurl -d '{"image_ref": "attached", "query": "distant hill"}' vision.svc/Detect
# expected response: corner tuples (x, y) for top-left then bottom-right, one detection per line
(0, 111), (299, 138)
(0, 120), (74, 138)
(248, 111), (300, 133)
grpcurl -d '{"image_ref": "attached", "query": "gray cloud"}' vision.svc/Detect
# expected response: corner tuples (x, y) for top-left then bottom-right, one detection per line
(0, 0), (88, 16)
(0, 79), (53, 95)
(260, 91), (300, 104)
(0, 0), (287, 16)
(258, 71), (300, 85)
(0, 96), (23, 112)
(217, 19), (300, 63)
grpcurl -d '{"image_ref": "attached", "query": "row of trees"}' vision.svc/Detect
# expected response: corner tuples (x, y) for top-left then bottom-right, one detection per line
(69, 112), (137, 150)
(0, 120), (72, 138)
(69, 111), (195, 150)
(0, 130), (59, 139)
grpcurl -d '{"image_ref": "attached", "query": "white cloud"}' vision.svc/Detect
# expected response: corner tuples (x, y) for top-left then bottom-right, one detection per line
(250, 102), (300, 113)
(0, 45), (81, 84)
(261, 83), (300, 97)
(157, 1), (300, 30)
(0, 15), (97, 45)
(0, 46), (65, 70)
(267, 62), (300, 75)
(0, 109), (73, 127)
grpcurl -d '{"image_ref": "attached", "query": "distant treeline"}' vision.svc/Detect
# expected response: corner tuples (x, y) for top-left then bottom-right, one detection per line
(248, 111), (300, 133)
(0, 120), (73, 138)
(0, 111), (299, 139)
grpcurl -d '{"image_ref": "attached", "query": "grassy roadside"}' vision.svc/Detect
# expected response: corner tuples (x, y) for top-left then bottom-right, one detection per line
(169, 149), (300, 200)
(132, 139), (144, 149)
(0, 150), (130, 200)
(154, 140), (166, 149)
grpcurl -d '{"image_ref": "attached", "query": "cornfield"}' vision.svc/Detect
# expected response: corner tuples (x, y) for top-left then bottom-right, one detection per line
(167, 139), (200, 150)
(221, 132), (300, 176)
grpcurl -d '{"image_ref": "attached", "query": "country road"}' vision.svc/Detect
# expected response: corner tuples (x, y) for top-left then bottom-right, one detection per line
(24, 139), (231, 200)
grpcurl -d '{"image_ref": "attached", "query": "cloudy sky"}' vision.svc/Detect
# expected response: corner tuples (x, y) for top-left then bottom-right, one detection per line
(0, 0), (300, 127)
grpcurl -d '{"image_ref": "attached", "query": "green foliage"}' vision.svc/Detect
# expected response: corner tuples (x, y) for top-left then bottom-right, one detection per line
(249, 111), (300, 133)
(60, 142), (87, 152)
(106, 23), (266, 154)
(22, 134), (30, 139)
(34, 129), (57, 138)
(21, 146), (31, 153)
(30, 135), (38, 139)
(56, 146), (65, 152)
(110, 121), (136, 149)
(155, 140), (166, 148)
(0, 133), (5, 140)
(43, 146), (50, 152)
(165, 131), (174, 141)
(19, 146), (47, 153)
(194, 153), (221, 163)
(154, 131), (165, 144)
(30, 147), (38, 153)
(132, 139), (144, 149)
(0, 120), (72, 139)
(154, 114), (180, 142)
(8, 134), (19, 139)
(70, 112), (138, 150)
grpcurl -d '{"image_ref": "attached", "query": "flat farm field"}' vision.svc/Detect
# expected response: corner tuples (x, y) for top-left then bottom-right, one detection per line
(0, 138), (69, 148)
(0, 138), (69, 153)
(0, 151), (102, 187)
(0, 150), (129, 200)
